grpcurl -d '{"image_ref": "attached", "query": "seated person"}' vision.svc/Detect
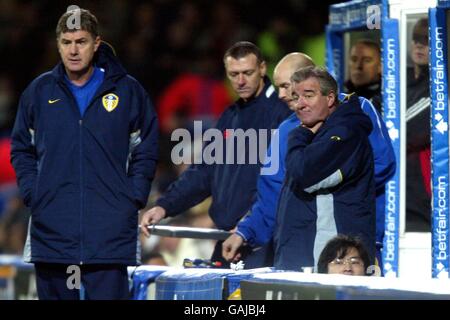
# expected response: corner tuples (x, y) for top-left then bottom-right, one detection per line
(317, 235), (371, 276)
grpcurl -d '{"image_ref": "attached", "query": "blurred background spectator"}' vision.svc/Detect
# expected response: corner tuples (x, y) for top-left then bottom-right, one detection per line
(0, 0), (336, 261)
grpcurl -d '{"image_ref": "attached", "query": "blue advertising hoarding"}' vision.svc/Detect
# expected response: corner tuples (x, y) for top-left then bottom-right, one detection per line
(326, 0), (400, 277)
(429, 5), (450, 278)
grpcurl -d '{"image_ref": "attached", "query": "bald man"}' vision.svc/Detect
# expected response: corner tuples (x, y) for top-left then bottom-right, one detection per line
(222, 52), (395, 269)
(273, 53), (315, 109)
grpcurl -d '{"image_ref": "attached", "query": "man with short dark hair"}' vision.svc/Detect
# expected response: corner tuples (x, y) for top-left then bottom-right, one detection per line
(345, 39), (382, 113)
(222, 55), (394, 271)
(141, 41), (291, 268)
(11, 8), (158, 299)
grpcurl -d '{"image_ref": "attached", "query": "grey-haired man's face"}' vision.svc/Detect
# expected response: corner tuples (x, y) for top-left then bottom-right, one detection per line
(291, 77), (335, 128)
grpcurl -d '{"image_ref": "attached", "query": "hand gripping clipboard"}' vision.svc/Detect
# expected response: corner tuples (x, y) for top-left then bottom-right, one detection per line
(148, 225), (232, 241)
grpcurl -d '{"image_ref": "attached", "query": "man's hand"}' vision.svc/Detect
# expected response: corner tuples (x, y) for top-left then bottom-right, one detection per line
(222, 233), (245, 262)
(140, 206), (166, 237)
(303, 120), (324, 134)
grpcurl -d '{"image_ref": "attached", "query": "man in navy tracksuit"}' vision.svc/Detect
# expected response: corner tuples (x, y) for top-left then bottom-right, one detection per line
(140, 42), (291, 267)
(10, 9), (158, 299)
(274, 67), (375, 271)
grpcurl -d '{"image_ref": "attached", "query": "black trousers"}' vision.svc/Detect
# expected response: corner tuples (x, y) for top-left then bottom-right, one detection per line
(34, 263), (129, 300)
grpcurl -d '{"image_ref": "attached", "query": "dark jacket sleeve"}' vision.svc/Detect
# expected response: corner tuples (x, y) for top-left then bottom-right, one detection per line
(156, 110), (230, 216)
(285, 124), (364, 192)
(156, 162), (212, 216)
(10, 90), (37, 207)
(128, 93), (159, 209)
(156, 109), (237, 216)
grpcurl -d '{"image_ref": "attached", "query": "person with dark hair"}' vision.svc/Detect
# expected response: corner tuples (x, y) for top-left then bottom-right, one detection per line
(141, 41), (291, 268)
(10, 8), (158, 299)
(406, 17), (431, 232)
(317, 235), (371, 275)
(345, 39), (382, 113)
(272, 66), (376, 271)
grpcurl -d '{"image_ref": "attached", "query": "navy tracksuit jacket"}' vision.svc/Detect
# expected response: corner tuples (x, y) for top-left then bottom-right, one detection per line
(11, 43), (158, 265)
